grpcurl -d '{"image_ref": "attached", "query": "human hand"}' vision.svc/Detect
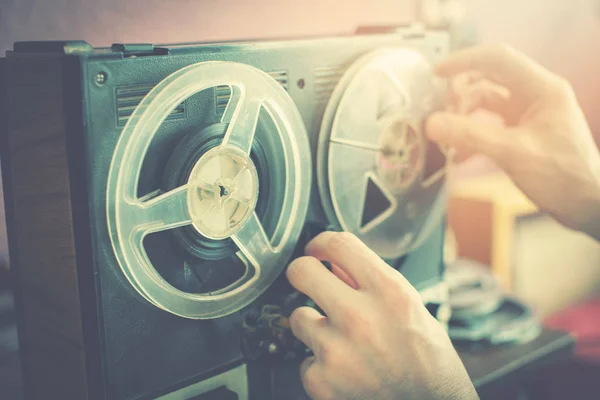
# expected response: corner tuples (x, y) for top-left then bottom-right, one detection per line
(286, 232), (478, 400)
(426, 44), (600, 240)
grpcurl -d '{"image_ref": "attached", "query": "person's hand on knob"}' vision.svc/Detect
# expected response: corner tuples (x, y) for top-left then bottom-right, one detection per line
(287, 232), (478, 400)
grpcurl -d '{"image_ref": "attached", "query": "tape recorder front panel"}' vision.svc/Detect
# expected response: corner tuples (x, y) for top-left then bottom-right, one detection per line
(1, 26), (450, 400)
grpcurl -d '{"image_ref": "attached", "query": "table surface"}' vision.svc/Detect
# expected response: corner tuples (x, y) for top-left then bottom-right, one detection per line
(459, 328), (575, 396)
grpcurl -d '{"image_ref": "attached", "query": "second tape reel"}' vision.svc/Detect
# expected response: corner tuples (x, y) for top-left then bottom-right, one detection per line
(318, 48), (450, 261)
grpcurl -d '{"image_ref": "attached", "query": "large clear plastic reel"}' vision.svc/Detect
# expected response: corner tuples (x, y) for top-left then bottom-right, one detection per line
(318, 48), (449, 260)
(106, 61), (311, 319)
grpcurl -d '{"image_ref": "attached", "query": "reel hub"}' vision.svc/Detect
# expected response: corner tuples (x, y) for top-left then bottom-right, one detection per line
(187, 147), (259, 240)
(376, 115), (424, 192)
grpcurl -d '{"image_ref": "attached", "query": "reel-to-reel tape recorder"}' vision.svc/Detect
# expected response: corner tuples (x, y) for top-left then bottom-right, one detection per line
(1, 23), (452, 400)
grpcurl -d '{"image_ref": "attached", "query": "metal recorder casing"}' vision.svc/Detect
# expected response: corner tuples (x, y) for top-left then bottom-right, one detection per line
(0, 25), (450, 400)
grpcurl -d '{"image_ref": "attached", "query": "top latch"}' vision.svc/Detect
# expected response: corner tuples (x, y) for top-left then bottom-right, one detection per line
(110, 43), (169, 57)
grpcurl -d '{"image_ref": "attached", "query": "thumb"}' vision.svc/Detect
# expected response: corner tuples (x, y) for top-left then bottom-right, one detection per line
(425, 112), (515, 165)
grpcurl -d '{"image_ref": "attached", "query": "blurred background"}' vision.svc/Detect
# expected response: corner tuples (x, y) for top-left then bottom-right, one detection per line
(1, 0), (600, 398)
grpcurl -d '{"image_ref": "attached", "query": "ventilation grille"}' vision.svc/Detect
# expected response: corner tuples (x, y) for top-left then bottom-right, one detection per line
(267, 70), (289, 91)
(116, 84), (185, 126)
(215, 86), (231, 115)
(215, 70), (288, 115)
(314, 66), (344, 100)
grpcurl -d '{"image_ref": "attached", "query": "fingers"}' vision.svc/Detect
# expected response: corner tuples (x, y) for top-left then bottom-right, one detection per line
(331, 263), (358, 289)
(452, 149), (474, 164)
(450, 78), (526, 126)
(426, 112), (517, 168)
(436, 43), (561, 103)
(300, 357), (330, 400)
(304, 231), (400, 291)
(300, 355), (316, 378)
(454, 79), (510, 114)
(289, 307), (330, 354)
(287, 256), (357, 318)
(448, 71), (485, 100)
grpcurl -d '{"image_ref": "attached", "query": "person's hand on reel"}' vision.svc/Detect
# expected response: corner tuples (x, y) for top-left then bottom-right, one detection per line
(427, 43), (600, 240)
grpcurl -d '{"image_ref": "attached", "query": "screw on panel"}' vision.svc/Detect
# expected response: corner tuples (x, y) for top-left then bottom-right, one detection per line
(95, 72), (108, 85)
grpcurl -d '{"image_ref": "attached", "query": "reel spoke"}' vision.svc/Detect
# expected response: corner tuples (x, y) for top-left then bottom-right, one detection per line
(229, 190), (252, 206)
(132, 185), (192, 234)
(230, 163), (254, 205)
(199, 204), (228, 233)
(231, 212), (274, 269)
(221, 90), (263, 154)
(382, 70), (408, 99)
(195, 155), (223, 185)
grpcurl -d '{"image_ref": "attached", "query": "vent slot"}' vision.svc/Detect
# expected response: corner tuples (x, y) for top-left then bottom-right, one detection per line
(214, 70), (288, 116)
(116, 84), (185, 126)
(215, 85), (231, 116)
(314, 66), (344, 101)
(267, 70), (289, 91)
